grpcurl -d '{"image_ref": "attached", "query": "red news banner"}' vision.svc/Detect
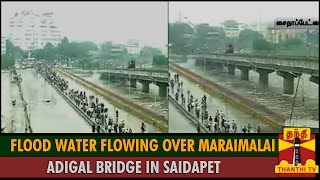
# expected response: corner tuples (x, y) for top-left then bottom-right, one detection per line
(0, 132), (318, 178)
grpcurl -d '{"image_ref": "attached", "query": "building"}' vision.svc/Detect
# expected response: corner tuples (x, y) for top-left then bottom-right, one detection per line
(1, 37), (7, 54)
(126, 39), (140, 55)
(222, 20), (240, 38)
(225, 27), (240, 38)
(264, 22), (300, 44)
(9, 10), (62, 51)
(110, 44), (126, 57)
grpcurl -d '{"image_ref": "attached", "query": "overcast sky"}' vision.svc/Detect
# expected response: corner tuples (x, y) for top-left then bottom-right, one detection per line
(1, 1), (168, 51)
(169, 2), (319, 25)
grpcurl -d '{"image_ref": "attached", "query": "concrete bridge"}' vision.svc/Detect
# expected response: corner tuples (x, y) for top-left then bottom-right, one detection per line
(76, 68), (169, 97)
(171, 53), (319, 94)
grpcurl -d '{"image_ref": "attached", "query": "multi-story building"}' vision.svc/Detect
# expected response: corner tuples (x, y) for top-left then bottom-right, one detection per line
(126, 39), (140, 55)
(9, 10), (62, 51)
(1, 37), (7, 54)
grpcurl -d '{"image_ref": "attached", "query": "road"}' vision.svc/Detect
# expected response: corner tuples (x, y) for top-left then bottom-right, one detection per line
(1, 71), (26, 133)
(58, 71), (162, 133)
(18, 69), (92, 133)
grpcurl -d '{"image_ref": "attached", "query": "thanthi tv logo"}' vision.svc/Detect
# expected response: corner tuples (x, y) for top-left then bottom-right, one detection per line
(275, 128), (318, 177)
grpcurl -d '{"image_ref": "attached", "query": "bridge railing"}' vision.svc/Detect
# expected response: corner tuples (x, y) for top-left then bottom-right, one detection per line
(105, 69), (168, 79)
(193, 52), (319, 61)
(190, 54), (319, 72)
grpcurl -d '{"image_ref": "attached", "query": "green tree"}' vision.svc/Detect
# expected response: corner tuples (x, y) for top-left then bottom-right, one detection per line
(253, 39), (272, 50)
(6, 40), (24, 58)
(140, 46), (163, 57)
(169, 22), (194, 54)
(101, 41), (113, 58)
(194, 24), (227, 51)
(222, 20), (238, 28)
(1, 54), (15, 69)
(309, 31), (319, 46)
(283, 38), (304, 48)
(57, 37), (70, 57)
(238, 29), (264, 49)
(152, 55), (168, 67)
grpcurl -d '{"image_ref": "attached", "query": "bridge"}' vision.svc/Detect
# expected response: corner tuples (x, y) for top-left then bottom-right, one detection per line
(170, 53), (319, 94)
(169, 96), (210, 133)
(71, 68), (169, 97)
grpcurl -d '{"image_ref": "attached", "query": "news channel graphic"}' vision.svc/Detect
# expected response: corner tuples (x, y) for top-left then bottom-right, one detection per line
(0, 129), (318, 178)
(274, 18), (319, 29)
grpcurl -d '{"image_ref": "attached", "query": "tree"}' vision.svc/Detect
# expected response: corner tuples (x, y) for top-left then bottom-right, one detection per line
(6, 40), (24, 58)
(238, 29), (264, 49)
(1, 54), (15, 69)
(140, 46), (163, 57)
(101, 41), (113, 58)
(152, 55), (168, 67)
(169, 22), (194, 54)
(194, 24), (227, 51)
(283, 38), (304, 48)
(222, 20), (238, 28)
(253, 39), (272, 50)
(309, 31), (319, 46)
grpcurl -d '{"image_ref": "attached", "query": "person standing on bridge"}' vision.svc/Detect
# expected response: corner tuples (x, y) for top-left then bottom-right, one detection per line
(92, 123), (96, 133)
(232, 120), (237, 133)
(247, 124), (252, 133)
(197, 122), (201, 133)
(97, 124), (101, 133)
(242, 126), (247, 133)
(141, 122), (146, 133)
(257, 126), (261, 133)
(175, 92), (179, 101)
(170, 79), (174, 94)
(181, 93), (184, 105)
(115, 110), (119, 123)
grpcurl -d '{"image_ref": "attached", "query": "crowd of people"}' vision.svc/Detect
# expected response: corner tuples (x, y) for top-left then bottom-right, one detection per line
(169, 73), (261, 133)
(35, 63), (147, 133)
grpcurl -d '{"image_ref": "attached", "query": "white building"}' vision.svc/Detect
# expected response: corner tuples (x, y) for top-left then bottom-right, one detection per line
(225, 27), (240, 38)
(222, 21), (241, 38)
(1, 37), (7, 54)
(9, 10), (62, 51)
(126, 39), (140, 55)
